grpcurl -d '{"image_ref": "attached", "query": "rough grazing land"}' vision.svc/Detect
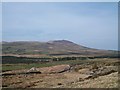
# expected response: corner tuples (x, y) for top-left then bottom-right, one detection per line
(2, 58), (119, 88)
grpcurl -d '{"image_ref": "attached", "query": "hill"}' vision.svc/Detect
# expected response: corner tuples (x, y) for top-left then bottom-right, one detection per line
(2, 40), (117, 57)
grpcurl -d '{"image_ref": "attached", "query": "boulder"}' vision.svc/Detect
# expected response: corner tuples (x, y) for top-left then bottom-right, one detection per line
(38, 64), (71, 74)
(26, 67), (41, 74)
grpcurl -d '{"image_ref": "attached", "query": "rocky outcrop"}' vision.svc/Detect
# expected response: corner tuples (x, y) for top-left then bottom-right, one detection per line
(2, 64), (71, 76)
(77, 66), (118, 79)
(92, 66), (117, 76)
(26, 67), (41, 74)
(38, 64), (71, 74)
(2, 67), (41, 76)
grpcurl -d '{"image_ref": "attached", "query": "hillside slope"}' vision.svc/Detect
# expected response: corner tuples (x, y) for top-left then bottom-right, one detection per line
(2, 40), (117, 56)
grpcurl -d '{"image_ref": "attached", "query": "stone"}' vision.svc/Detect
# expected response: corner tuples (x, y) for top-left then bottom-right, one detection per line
(38, 64), (71, 74)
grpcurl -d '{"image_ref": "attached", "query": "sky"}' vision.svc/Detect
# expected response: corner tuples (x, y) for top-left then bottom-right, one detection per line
(2, 2), (118, 50)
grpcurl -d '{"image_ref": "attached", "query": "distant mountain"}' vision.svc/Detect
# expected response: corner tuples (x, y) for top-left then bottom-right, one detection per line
(2, 40), (117, 57)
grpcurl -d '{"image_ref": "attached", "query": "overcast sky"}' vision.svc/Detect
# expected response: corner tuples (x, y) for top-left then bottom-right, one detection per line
(2, 2), (118, 50)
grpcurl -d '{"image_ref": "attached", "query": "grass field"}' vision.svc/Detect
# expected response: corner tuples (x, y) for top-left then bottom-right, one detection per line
(2, 59), (85, 71)
(2, 58), (119, 72)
